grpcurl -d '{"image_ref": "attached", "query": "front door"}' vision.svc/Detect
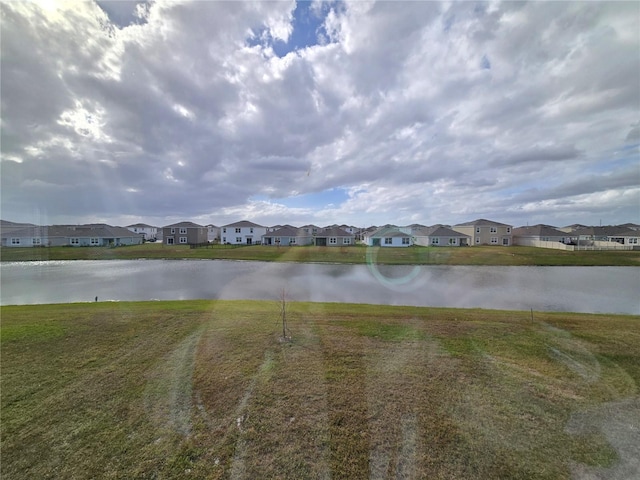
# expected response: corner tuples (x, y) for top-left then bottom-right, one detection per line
(316, 237), (327, 246)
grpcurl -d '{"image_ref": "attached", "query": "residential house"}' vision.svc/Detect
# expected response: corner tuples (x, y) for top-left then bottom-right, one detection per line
(619, 223), (640, 232)
(162, 222), (208, 245)
(221, 220), (267, 245)
(300, 224), (320, 236)
(262, 226), (314, 246)
(413, 225), (471, 246)
(2, 224), (144, 247)
(363, 226), (413, 247)
(206, 224), (220, 243)
(126, 223), (158, 241)
(512, 225), (570, 246)
(558, 224), (589, 233)
(453, 219), (513, 246)
(570, 226), (639, 246)
(313, 226), (355, 246)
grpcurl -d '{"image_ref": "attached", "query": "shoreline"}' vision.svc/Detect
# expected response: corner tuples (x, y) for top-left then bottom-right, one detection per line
(1, 243), (639, 266)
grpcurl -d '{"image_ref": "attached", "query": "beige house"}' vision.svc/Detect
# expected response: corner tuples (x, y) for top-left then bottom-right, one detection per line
(453, 219), (512, 246)
(162, 222), (208, 245)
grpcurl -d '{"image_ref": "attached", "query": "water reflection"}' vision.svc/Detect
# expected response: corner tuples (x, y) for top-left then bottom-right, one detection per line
(0, 260), (638, 314)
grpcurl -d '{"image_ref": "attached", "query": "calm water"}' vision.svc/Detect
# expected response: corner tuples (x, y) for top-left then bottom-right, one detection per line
(1, 260), (638, 314)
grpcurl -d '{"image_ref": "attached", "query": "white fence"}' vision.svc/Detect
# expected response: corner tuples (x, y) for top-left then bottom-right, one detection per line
(514, 239), (635, 251)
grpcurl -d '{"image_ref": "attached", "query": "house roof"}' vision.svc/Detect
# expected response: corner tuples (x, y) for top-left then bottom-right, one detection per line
(618, 223), (640, 230)
(411, 225), (469, 237)
(4, 224), (144, 239)
(126, 223), (156, 228)
(572, 226), (638, 237)
(454, 218), (512, 227)
(314, 226), (355, 237)
(561, 224), (589, 231)
(263, 226), (311, 238)
(379, 231), (411, 238)
(512, 225), (567, 237)
(163, 221), (205, 228)
(222, 220), (265, 228)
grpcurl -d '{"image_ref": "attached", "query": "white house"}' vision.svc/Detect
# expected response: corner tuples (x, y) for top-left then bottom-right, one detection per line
(221, 220), (267, 245)
(126, 223), (158, 241)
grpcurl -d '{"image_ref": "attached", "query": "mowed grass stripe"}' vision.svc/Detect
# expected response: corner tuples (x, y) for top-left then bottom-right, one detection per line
(1, 301), (639, 479)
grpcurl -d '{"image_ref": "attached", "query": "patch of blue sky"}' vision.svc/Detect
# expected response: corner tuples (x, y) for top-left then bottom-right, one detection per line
(480, 54), (491, 70)
(247, 1), (331, 57)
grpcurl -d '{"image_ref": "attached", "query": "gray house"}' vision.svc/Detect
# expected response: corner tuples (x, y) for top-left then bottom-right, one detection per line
(2, 224), (144, 247)
(512, 225), (570, 246)
(313, 226), (356, 247)
(162, 222), (208, 245)
(413, 225), (471, 246)
(262, 226), (314, 246)
(453, 219), (513, 246)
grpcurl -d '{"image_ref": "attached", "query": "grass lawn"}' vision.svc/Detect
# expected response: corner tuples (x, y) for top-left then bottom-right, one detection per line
(2, 243), (639, 265)
(2, 300), (639, 479)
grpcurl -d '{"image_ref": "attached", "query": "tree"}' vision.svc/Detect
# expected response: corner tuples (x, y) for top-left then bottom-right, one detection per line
(279, 287), (291, 342)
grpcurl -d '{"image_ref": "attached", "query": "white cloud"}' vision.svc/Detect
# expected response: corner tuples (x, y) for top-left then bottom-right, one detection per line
(1, 0), (638, 228)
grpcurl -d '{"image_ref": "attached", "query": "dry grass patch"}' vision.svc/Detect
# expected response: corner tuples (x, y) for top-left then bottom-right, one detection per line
(2, 301), (639, 479)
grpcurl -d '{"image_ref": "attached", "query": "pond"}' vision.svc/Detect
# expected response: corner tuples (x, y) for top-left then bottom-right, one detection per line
(1, 260), (638, 314)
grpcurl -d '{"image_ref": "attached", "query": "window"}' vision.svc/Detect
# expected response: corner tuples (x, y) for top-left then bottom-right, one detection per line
(475, 238), (480, 244)
(250, 228), (253, 233)
(275, 237), (281, 244)
(236, 237), (242, 243)
(222, 228), (226, 233)
(343, 237), (351, 245)
(476, 227), (481, 233)
(179, 237), (187, 244)
(32, 238), (41, 245)
(449, 238), (457, 245)
(402, 237), (410, 245)
(490, 227), (497, 233)
(502, 238), (510, 245)
(290, 238), (296, 244)
(222, 237), (226, 243)
(491, 237), (498, 244)
(166, 237), (174, 245)
(179, 228), (187, 234)
(329, 237), (337, 244)
(630, 238), (638, 244)
(71, 238), (79, 245)
(90, 238), (99, 245)
(506, 227), (511, 233)
(11, 238), (20, 245)
(235, 228), (241, 233)
(431, 238), (439, 245)
(384, 237), (392, 245)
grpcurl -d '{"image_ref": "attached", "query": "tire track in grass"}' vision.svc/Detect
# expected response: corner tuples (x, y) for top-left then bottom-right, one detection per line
(229, 350), (274, 480)
(144, 327), (204, 438)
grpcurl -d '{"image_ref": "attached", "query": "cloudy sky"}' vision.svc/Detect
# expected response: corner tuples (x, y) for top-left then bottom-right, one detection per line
(1, 0), (638, 228)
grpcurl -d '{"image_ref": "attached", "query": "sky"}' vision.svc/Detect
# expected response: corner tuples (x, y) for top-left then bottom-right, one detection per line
(1, 0), (639, 228)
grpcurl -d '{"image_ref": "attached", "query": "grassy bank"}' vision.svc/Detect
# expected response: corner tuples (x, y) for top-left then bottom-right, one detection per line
(2, 300), (639, 479)
(2, 243), (639, 265)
